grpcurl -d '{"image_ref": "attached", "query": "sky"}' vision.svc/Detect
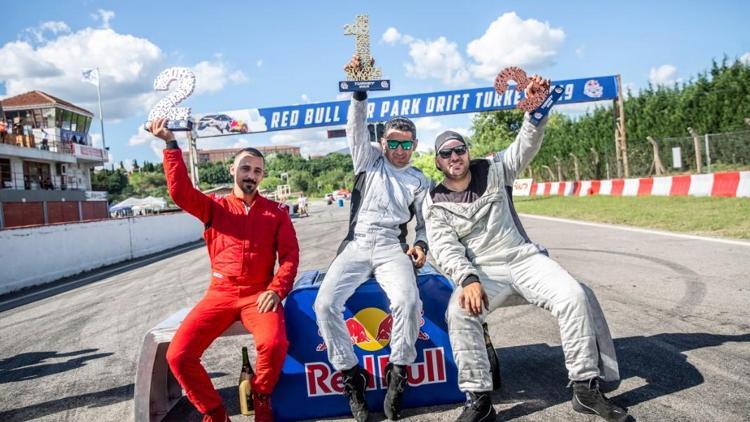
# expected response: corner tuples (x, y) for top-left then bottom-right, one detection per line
(1, 0), (749, 170)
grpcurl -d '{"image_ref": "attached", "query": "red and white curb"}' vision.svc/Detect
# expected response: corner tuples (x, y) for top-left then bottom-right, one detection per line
(526, 171), (750, 198)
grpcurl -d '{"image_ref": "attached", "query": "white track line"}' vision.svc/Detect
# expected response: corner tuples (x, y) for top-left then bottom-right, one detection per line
(520, 213), (750, 247)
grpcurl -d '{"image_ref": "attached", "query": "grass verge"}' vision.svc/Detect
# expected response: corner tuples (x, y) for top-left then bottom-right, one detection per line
(514, 195), (750, 240)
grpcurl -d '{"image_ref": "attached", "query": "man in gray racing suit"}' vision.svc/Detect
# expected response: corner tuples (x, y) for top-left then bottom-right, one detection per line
(314, 56), (430, 422)
(423, 76), (628, 422)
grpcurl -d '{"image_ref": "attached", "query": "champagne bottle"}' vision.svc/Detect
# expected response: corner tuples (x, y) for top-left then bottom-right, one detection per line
(483, 323), (502, 390)
(239, 346), (255, 415)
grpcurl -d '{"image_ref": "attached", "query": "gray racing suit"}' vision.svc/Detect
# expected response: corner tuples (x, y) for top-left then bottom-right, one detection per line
(423, 114), (618, 392)
(314, 94), (430, 371)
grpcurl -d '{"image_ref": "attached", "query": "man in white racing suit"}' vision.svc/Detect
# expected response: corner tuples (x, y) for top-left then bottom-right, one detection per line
(313, 56), (431, 422)
(423, 76), (629, 422)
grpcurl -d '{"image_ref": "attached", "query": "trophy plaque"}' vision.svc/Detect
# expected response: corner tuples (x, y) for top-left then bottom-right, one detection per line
(146, 67), (196, 131)
(494, 66), (563, 126)
(339, 14), (390, 92)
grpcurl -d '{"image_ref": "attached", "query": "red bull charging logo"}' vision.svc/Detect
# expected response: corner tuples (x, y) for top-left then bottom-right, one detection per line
(316, 307), (430, 352)
(307, 307), (443, 397)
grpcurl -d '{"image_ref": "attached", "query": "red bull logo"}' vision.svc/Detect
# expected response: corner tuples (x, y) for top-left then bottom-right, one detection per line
(316, 307), (430, 352)
(305, 347), (447, 397)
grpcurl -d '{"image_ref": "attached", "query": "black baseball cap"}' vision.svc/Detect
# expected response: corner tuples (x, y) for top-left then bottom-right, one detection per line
(435, 130), (466, 152)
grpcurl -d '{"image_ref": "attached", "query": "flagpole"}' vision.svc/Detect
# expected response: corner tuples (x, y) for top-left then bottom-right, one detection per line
(95, 67), (107, 163)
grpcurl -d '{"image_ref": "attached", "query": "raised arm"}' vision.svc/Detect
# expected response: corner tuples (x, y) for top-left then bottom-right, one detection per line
(347, 91), (381, 173)
(494, 75), (551, 183)
(494, 113), (548, 183)
(152, 118), (214, 224)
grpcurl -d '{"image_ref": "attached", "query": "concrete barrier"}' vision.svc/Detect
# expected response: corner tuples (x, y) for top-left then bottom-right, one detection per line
(0, 212), (203, 295)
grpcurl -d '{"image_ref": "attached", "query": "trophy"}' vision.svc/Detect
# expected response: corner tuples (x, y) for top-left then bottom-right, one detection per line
(494, 66), (564, 126)
(146, 67), (196, 131)
(339, 14), (390, 92)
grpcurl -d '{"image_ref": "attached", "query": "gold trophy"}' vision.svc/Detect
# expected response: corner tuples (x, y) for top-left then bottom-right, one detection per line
(339, 14), (390, 92)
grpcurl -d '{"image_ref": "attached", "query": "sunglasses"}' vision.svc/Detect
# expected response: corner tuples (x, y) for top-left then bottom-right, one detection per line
(386, 139), (415, 151)
(437, 145), (468, 159)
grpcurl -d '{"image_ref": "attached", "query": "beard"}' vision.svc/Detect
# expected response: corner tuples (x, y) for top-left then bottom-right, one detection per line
(238, 178), (258, 194)
(442, 161), (469, 180)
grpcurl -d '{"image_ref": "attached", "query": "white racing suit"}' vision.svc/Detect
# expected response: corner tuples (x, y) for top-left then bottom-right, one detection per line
(314, 95), (431, 371)
(423, 114), (619, 392)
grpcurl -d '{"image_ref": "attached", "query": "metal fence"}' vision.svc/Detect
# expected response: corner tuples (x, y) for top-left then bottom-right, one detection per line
(533, 129), (750, 182)
(1, 169), (86, 191)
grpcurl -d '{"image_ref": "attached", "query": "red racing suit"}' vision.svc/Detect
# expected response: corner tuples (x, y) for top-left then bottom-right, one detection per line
(162, 146), (299, 415)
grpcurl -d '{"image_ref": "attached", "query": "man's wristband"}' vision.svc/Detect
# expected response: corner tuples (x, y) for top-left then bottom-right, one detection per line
(165, 140), (179, 149)
(461, 275), (480, 288)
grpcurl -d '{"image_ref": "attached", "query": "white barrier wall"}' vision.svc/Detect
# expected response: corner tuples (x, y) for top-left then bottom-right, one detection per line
(0, 212), (203, 295)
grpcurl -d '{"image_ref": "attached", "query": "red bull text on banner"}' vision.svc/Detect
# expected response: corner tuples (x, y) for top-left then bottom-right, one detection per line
(271, 267), (464, 421)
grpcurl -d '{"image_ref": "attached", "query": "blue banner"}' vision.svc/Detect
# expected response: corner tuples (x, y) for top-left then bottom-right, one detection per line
(194, 75), (618, 138)
(271, 266), (464, 421)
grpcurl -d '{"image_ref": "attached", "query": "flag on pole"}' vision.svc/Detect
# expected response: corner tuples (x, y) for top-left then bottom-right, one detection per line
(81, 68), (99, 86)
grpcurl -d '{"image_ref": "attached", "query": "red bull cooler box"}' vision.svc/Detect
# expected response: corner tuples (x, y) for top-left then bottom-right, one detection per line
(271, 263), (464, 421)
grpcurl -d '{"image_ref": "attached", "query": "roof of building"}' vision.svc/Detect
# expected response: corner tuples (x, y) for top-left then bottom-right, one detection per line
(197, 145), (300, 153)
(1, 91), (94, 117)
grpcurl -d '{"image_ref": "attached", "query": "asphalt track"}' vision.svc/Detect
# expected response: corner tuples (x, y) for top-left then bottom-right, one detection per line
(1, 199), (748, 421)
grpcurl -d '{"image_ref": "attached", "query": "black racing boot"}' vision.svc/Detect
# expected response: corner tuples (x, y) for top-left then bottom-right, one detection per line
(572, 378), (629, 422)
(342, 365), (370, 422)
(457, 391), (496, 422)
(383, 363), (407, 420)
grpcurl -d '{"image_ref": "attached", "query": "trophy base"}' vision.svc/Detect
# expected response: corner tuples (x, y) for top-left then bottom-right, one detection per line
(339, 80), (390, 92)
(144, 120), (193, 132)
(528, 85), (564, 126)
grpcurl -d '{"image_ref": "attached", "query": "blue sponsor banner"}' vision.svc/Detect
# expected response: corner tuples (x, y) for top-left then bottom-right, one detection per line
(271, 265), (463, 421)
(194, 75), (618, 138)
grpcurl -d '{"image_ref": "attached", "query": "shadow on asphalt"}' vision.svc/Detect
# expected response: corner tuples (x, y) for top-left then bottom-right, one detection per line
(0, 348), (113, 384)
(160, 332), (750, 421)
(0, 383), (133, 421)
(496, 332), (750, 420)
(1, 332), (747, 421)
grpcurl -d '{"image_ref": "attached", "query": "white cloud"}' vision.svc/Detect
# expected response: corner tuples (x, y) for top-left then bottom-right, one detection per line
(0, 27), (162, 120)
(192, 58), (248, 95)
(128, 126), (152, 146)
(740, 52), (750, 65)
(382, 27), (401, 45)
(414, 116), (443, 132)
(649, 64), (680, 86)
(301, 94), (311, 103)
(270, 128), (347, 157)
(405, 37), (470, 85)
(0, 25), (249, 121)
(575, 46), (585, 58)
(336, 92), (351, 100)
(23, 21), (70, 43)
(256, 59), (263, 68)
(0, 41), (62, 79)
(467, 12), (565, 80)
(92, 9), (116, 29)
(384, 13), (563, 86)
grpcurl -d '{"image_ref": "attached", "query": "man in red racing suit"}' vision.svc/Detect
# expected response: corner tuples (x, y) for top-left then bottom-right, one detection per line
(150, 118), (299, 422)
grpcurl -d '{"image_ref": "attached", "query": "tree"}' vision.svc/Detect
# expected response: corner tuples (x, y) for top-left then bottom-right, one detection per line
(411, 152), (444, 183)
